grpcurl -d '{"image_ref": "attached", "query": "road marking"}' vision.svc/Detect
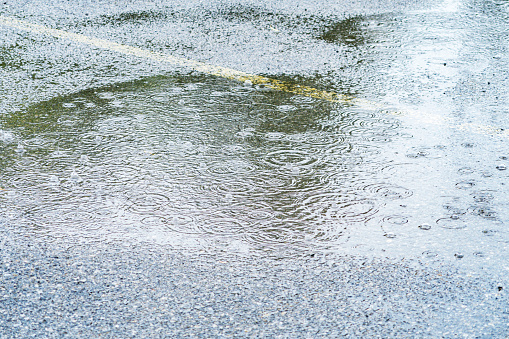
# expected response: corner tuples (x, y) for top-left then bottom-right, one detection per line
(0, 15), (507, 139)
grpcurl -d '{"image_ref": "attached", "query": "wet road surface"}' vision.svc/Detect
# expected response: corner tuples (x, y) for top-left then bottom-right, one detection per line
(0, 0), (508, 337)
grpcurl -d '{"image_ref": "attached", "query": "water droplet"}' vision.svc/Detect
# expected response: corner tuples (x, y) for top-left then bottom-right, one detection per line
(383, 215), (408, 225)
(458, 167), (474, 175)
(456, 180), (475, 189)
(422, 250), (438, 258)
(49, 175), (60, 185)
(0, 130), (15, 143)
(97, 92), (115, 100)
(79, 155), (89, 164)
(418, 223), (432, 230)
(15, 143), (24, 154)
(70, 170), (82, 183)
(264, 132), (286, 141)
(405, 148), (430, 158)
(277, 105), (297, 112)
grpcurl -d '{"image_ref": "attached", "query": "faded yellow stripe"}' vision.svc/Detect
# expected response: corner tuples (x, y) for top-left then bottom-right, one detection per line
(0, 15), (508, 139)
(0, 15), (352, 104)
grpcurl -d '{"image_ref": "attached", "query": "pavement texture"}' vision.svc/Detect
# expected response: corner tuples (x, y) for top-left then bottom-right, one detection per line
(0, 232), (507, 338)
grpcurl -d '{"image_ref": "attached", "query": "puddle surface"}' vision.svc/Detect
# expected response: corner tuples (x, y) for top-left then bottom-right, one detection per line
(0, 74), (507, 280)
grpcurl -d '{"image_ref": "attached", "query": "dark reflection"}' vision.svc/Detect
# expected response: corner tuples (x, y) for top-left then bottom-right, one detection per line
(0, 74), (400, 255)
(82, 10), (172, 26)
(318, 16), (367, 46)
(0, 44), (26, 70)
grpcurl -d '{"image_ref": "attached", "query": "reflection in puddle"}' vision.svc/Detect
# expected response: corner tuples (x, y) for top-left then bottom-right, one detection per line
(0, 75), (507, 270)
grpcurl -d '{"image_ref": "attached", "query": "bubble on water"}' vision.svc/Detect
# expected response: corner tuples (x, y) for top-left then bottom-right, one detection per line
(62, 103), (76, 108)
(422, 250), (438, 258)
(456, 180), (475, 189)
(84, 102), (96, 108)
(185, 83), (199, 91)
(243, 80), (253, 87)
(15, 143), (24, 154)
(69, 169), (82, 183)
(0, 130), (15, 143)
(277, 105), (297, 112)
(48, 175), (60, 185)
(97, 92), (115, 100)
(458, 167), (474, 175)
(406, 148), (429, 158)
(264, 132), (286, 141)
(418, 223), (432, 230)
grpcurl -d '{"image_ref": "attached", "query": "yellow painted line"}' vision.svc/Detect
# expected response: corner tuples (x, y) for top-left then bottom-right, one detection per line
(0, 15), (353, 104)
(0, 15), (508, 139)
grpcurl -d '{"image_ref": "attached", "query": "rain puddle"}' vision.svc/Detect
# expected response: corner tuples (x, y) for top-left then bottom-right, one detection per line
(0, 74), (507, 276)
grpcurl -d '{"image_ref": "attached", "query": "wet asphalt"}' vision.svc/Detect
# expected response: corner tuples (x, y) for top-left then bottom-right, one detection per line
(1, 0), (509, 337)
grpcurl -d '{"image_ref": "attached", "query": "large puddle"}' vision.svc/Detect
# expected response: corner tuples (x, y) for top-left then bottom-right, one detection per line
(0, 74), (507, 277)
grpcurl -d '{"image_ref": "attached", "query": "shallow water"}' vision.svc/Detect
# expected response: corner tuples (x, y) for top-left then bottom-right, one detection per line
(0, 73), (507, 279)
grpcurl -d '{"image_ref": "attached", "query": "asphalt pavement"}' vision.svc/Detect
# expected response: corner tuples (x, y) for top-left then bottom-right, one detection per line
(0, 0), (508, 337)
